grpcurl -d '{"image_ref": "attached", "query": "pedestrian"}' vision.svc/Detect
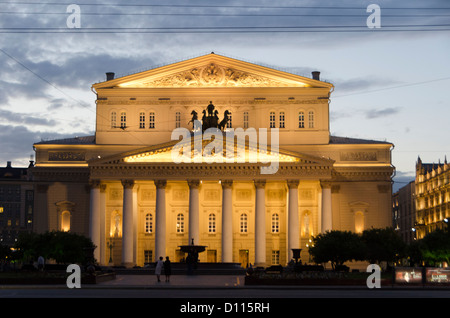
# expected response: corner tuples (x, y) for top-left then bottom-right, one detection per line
(37, 256), (45, 271)
(164, 256), (172, 282)
(155, 256), (164, 282)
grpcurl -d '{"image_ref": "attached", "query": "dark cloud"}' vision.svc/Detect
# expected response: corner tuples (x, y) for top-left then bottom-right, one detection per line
(0, 109), (56, 126)
(365, 107), (400, 119)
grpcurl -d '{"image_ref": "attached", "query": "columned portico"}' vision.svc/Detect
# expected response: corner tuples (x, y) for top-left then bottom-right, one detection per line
(188, 179), (200, 245)
(221, 180), (233, 263)
(287, 180), (300, 260)
(254, 179), (266, 267)
(89, 180), (101, 263)
(154, 180), (167, 262)
(321, 181), (332, 233)
(121, 179), (135, 267)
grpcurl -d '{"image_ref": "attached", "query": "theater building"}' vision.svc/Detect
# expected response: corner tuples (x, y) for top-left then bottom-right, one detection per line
(32, 53), (394, 268)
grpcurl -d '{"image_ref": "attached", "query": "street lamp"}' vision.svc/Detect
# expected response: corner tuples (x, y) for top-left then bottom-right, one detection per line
(107, 239), (115, 264)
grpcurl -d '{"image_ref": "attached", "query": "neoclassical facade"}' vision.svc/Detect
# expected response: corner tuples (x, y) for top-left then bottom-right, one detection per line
(32, 53), (394, 268)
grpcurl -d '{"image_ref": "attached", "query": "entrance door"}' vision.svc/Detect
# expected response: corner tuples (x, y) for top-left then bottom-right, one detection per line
(207, 250), (217, 263)
(239, 249), (249, 268)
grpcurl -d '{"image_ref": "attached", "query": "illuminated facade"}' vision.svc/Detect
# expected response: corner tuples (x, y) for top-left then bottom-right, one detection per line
(32, 53), (394, 268)
(414, 157), (450, 239)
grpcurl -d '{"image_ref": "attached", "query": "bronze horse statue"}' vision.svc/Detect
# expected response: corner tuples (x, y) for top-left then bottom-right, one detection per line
(218, 110), (230, 131)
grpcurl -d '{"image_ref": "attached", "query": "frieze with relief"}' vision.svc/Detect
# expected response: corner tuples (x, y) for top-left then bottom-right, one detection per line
(340, 152), (377, 162)
(136, 63), (304, 88)
(48, 151), (85, 161)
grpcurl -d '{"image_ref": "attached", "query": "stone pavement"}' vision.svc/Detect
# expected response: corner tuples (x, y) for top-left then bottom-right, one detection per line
(97, 274), (247, 288)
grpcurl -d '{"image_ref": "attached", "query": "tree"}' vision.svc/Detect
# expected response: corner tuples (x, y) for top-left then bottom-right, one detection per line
(419, 229), (450, 266)
(308, 230), (366, 270)
(361, 227), (407, 266)
(15, 231), (96, 265)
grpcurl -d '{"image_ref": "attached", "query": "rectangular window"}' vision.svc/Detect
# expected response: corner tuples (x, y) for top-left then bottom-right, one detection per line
(270, 111), (276, 128)
(175, 112), (181, 128)
(279, 112), (285, 128)
(226, 113), (232, 128)
(111, 112), (117, 128)
(272, 250), (280, 265)
(308, 111), (314, 128)
(144, 250), (153, 264)
(298, 111), (305, 128)
(243, 111), (249, 129)
(139, 112), (145, 129)
(149, 112), (155, 129)
(120, 112), (126, 128)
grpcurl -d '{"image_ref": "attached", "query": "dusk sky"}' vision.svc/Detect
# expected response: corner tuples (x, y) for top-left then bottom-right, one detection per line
(0, 0), (449, 191)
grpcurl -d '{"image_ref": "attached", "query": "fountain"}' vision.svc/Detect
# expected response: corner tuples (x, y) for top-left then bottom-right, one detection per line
(178, 238), (207, 274)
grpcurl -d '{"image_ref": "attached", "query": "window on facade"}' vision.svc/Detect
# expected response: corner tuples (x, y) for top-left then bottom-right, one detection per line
(240, 213), (248, 233)
(271, 213), (280, 233)
(144, 250), (153, 264)
(243, 111), (249, 129)
(227, 112), (232, 128)
(111, 111), (117, 128)
(175, 111), (181, 128)
(149, 112), (155, 129)
(298, 111), (305, 128)
(269, 111), (276, 128)
(272, 250), (280, 265)
(145, 213), (153, 233)
(176, 213), (185, 233)
(139, 112), (146, 129)
(120, 112), (127, 128)
(355, 211), (364, 234)
(308, 111), (315, 128)
(279, 112), (285, 128)
(208, 213), (216, 233)
(61, 211), (71, 232)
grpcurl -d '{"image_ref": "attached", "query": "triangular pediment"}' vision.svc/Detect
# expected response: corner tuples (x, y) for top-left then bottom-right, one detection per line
(92, 53), (333, 89)
(89, 135), (334, 166)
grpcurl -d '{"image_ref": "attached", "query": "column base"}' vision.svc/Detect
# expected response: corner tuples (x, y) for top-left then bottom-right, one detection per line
(121, 262), (135, 268)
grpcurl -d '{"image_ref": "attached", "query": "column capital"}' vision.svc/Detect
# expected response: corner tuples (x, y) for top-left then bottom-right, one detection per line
(221, 180), (233, 189)
(89, 179), (101, 189)
(121, 179), (135, 189)
(320, 180), (332, 189)
(254, 179), (266, 189)
(287, 180), (299, 189)
(187, 179), (201, 189)
(154, 179), (167, 189)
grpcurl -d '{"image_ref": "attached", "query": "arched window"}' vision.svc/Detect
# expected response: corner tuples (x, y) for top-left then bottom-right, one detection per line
(111, 111), (117, 128)
(111, 210), (122, 237)
(120, 112), (127, 128)
(308, 111), (315, 128)
(271, 213), (279, 233)
(208, 213), (216, 233)
(298, 111), (305, 128)
(145, 213), (153, 233)
(355, 211), (365, 234)
(61, 211), (71, 232)
(269, 111), (276, 128)
(176, 213), (185, 233)
(139, 112), (146, 129)
(240, 213), (248, 233)
(175, 111), (181, 128)
(149, 112), (155, 129)
(279, 112), (285, 128)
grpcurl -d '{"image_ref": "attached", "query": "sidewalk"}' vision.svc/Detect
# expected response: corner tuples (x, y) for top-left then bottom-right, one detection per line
(97, 274), (246, 288)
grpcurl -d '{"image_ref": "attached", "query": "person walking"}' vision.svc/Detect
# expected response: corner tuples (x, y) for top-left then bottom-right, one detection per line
(164, 256), (172, 282)
(155, 257), (164, 282)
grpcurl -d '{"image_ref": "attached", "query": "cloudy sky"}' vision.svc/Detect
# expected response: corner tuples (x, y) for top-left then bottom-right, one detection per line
(0, 0), (449, 191)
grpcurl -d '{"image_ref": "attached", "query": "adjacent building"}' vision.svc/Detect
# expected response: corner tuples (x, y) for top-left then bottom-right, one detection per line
(393, 181), (415, 244)
(0, 161), (34, 246)
(414, 157), (450, 239)
(31, 53), (395, 268)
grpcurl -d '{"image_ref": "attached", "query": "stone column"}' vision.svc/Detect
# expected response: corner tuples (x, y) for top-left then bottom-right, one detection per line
(188, 179), (200, 245)
(287, 180), (300, 260)
(154, 180), (167, 262)
(99, 184), (107, 265)
(89, 180), (101, 263)
(254, 179), (266, 267)
(121, 180), (135, 267)
(221, 180), (233, 263)
(321, 181), (332, 233)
